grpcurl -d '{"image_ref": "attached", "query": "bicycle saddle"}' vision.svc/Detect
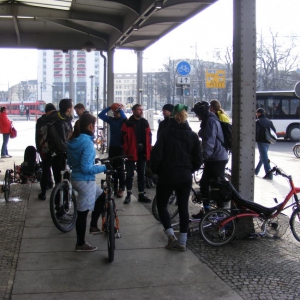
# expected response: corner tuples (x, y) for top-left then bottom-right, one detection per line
(228, 181), (281, 217)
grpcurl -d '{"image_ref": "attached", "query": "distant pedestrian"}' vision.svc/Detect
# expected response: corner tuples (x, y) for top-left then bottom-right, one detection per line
(26, 107), (30, 120)
(74, 103), (89, 118)
(157, 103), (174, 138)
(255, 108), (276, 179)
(0, 106), (12, 158)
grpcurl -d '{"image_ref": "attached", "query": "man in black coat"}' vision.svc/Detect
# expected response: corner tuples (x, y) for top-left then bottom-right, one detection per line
(255, 108), (276, 179)
(157, 104), (174, 137)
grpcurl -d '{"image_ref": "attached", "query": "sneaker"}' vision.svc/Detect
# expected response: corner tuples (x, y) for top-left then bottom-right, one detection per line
(123, 194), (131, 204)
(192, 210), (205, 219)
(167, 242), (187, 252)
(165, 235), (178, 249)
(38, 192), (46, 201)
(1, 155), (10, 158)
(75, 243), (97, 252)
(138, 194), (152, 203)
(117, 189), (124, 198)
(90, 226), (102, 235)
(263, 175), (273, 180)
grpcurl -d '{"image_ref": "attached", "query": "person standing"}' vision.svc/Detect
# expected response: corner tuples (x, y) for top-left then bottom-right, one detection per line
(210, 99), (230, 123)
(74, 103), (89, 118)
(157, 103), (174, 137)
(35, 103), (56, 200)
(151, 104), (202, 251)
(98, 102), (127, 197)
(191, 101), (228, 218)
(0, 106), (12, 158)
(67, 113), (107, 252)
(26, 107), (30, 121)
(255, 108), (276, 179)
(121, 104), (152, 204)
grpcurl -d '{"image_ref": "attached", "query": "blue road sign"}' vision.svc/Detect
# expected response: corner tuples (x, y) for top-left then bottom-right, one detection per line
(176, 61), (191, 76)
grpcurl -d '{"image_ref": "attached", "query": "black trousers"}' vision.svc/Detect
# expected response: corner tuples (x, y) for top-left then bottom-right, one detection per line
(108, 146), (125, 191)
(40, 157), (53, 195)
(156, 179), (192, 233)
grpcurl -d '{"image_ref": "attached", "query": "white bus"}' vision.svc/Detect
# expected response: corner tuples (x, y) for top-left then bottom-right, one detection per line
(256, 83), (300, 142)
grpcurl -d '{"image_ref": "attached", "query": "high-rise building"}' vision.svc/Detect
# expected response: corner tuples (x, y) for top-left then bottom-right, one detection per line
(38, 50), (102, 111)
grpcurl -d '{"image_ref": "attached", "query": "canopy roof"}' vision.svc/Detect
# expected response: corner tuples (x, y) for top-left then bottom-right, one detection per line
(0, 0), (217, 51)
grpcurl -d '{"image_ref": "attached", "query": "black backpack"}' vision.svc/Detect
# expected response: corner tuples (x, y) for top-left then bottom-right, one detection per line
(217, 121), (232, 151)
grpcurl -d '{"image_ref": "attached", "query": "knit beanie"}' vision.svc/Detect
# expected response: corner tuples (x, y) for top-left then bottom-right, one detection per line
(172, 104), (188, 116)
(162, 104), (174, 113)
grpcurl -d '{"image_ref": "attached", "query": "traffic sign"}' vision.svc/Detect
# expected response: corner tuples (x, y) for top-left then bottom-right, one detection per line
(176, 61), (191, 76)
(176, 76), (190, 85)
(205, 69), (226, 89)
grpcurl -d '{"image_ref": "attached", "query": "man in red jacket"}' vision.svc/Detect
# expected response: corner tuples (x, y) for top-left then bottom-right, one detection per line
(121, 104), (152, 204)
(0, 106), (12, 158)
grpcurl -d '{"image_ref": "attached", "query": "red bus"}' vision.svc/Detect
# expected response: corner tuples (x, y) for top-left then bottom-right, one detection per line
(1, 101), (46, 115)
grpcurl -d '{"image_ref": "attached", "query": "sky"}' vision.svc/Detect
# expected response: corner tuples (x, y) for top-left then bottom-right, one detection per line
(0, 0), (300, 89)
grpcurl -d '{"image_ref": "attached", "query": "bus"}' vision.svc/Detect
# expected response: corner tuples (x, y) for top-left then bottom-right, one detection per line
(1, 101), (46, 116)
(256, 83), (300, 142)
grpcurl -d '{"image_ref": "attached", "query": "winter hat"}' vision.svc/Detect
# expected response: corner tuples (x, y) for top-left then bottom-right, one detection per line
(45, 103), (56, 112)
(172, 104), (188, 116)
(256, 108), (265, 115)
(162, 104), (174, 113)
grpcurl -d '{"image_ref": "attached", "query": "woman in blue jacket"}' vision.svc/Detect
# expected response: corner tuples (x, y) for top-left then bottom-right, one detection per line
(67, 113), (106, 252)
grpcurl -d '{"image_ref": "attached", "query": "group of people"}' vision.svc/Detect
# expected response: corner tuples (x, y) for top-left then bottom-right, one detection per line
(33, 96), (275, 253)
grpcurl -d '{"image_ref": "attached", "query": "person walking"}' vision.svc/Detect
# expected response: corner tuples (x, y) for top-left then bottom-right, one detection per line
(25, 107), (30, 121)
(157, 103), (174, 137)
(191, 101), (228, 218)
(210, 99), (230, 123)
(74, 103), (89, 118)
(151, 104), (202, 251)
(35, 103), (56, 200)
(121, 103), (152, 204)
(255, 108), (276, 179)
(67, 113), (107, 252)
(0, 106), (12, 158)
(98, 102), (127, 197)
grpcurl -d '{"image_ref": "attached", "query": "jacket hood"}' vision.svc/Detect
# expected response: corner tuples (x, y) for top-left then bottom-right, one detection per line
(45, 110), (73, 123)
(169, 118), (191, 140)
(67, 134), (93, 152)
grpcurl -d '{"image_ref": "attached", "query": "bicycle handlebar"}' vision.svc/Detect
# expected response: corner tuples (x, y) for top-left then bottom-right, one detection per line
(265, 166), (290, 179)
(95, 155), (133, 164)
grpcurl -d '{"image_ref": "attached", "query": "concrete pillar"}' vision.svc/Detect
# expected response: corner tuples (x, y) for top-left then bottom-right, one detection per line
(136, 51), (143, 105)
(232, 0), (256, 200)
(107, 49), (114, 108)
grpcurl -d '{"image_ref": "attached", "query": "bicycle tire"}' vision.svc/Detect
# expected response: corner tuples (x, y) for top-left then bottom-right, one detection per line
(193, 169), (203, 184)
(293, 144), (300, 158)
(199, 209), (236, 246)
(49, 181), (77, 233)
(3, 170), (11, 202)
(152, 194), (179, 222)
(290, 208), (300, 242)
(107, 200), (115, 262)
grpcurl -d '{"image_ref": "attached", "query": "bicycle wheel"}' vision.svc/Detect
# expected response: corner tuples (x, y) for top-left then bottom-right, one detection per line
(49, 181), (77, 233)
(290, 208), (300, 242)
(107, 201), (115, 263)
(293, 144), (300, 158)
(193, 169), (203, 184)
(200, 209), (236, 246)
(152, 193), (179, 222)
(3, 170), (11, 202)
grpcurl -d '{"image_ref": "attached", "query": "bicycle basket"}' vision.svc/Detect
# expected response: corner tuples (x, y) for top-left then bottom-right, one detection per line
(209, 180), (232, 203)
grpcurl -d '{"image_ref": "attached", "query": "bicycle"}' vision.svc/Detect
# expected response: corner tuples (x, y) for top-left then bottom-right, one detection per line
(95, 127), (107, 154)
(49, 158), (77, 233)
(199, 165), (300, 246)
(96, 155), (131, 263)
(292, 142), (300, 158)
(194, 165), (232, 184)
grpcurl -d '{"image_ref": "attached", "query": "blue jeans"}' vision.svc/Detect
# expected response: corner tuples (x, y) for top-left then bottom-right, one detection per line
(125, 159), (146, 193)
(255, 142), (272, 178)
(1, 133), (9, 156)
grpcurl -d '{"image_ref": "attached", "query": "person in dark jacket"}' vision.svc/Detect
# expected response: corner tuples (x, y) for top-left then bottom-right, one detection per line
(74, 103), (89, 118)
(255, 108), (276, 179)
(151, 104), (202, 251)
(98, 102), (127, 197)
(157, 103), (174, 137)
(121, 103), (152, 204)
(35, 103), (56, 200)
(191, 101), (228, 218)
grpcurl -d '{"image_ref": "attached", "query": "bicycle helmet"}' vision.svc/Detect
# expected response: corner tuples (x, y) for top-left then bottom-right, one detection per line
(111, 102), (123, 112)
(191, 101), (210, 116)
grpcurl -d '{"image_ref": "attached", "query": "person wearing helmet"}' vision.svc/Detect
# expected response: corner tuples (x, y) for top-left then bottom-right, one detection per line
(157, 103), (174, 137)
(151, 104), (202, 251)
(98, 102), (127, 197)
(191, 101), (228, 218)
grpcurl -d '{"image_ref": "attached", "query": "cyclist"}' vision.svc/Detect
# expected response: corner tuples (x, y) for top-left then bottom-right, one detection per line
(210, 99), (230, 123)
(191, 101), (228, 219)
(67, 113), (107, 252)
(151, 104), (202, 251)
(157, 103), (174, 138)
(98, 102), (127, 197)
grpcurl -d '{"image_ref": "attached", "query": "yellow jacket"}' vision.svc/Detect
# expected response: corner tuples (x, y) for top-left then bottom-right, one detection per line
(217, 111), (230, 123)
